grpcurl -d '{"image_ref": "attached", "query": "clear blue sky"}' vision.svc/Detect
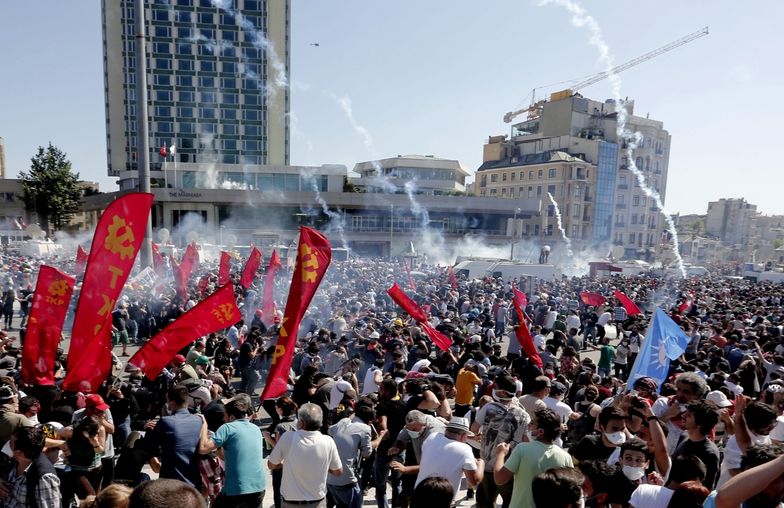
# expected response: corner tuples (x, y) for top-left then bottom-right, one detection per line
(1, 1), (782, 215)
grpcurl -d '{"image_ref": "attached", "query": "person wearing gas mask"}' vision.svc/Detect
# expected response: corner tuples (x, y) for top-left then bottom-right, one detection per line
(571, 406), (629, 463)
(469, 373), (529, 508)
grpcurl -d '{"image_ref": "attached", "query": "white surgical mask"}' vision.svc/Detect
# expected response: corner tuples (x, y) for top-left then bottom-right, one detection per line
(406, 429), (421, 439)
(605, 431), (626, 446)
(492, 389), (514, 402)
(622, 465), (646, 481)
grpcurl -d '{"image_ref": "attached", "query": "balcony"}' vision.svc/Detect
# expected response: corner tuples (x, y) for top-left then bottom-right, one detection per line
(649, 206), (658, 212)
(574, 173), (587, 180)
(583, 195), (593, 202)
(616, 203), (627, 209)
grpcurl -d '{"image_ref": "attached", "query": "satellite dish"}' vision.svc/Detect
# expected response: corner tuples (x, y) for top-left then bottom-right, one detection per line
(611, 245), (625, 259)
(185, 231), (198, 244)
(26, 224), (44, 240)
(157, 228), (170, 243)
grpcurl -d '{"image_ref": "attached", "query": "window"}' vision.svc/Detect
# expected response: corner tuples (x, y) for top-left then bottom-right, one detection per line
(547, 185), (556, 196)
(176, 10), (191, 23)
(155, 106), (171, 117)
(158, 122), (173, 133)
(221, 77), (237, 89)
(548, 168), (557, 178)
(572, 225), (579, 237)
(152, 42), (170, 54)
(201, 91), (217, 103)
(222, 62), (237, 74)
(245, 140), (260, 151)
(176, 43), (191, 56)
(223, 30), (238, 42)
(574, 184), (582, 198)
(155, 58), (171, 70)
(490, 174), (498, 183)
(222, 46), (236, 58)
(199, 76), (215, 88)
(629, 233), (636, 244)
(501, 188), (507, 195)
(156, 90), (172, 101)
(154, 74), (170, 86)
(245, 94), (260, 105)
(617, 194), (625, 204)
(490, 189), (497, 195)
(538, 169), (543, 179)
(573, 204), (580, 218)
(199, 107), (215, 119)
(198, 12), (214, 24)
(528, 186), (534, 198)
(223, 124), (238, 135)
(222, 93), (238, 104)
(520, 171), (525, 180)
(244, 125), (259, 136)
(178, 107), (194, 117)
(177, 28), (192, 39)
(179, 91), (195, 102)
(619, 175), (626, 186)
(502, 173), (507, 182)
(529, 171), (534, 179)
(245, 0), (261, 10)
(152, 10), (169, 22)
(221, 108), (237, 120)
(223, 139), (237, 150)
(510, 172), (515, 181)
(200, 61), (216, 73)
(631, 214), (637, 225)
(536, 186), (542, 197)
(632, 195), (640, 206)
(243, 110), (259, 121)
(519, 186), (524, 194)
(179, 123), (195, 134)
(177, 60), (194, 72)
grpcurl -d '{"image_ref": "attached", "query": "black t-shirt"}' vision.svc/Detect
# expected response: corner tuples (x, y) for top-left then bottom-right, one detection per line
(673, 438), (721, 489)
(376, 398), (406, 454)
(570, 434), (617, 462)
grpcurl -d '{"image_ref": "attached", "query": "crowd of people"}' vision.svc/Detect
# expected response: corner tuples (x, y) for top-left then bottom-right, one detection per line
(0, 251), (781, 508)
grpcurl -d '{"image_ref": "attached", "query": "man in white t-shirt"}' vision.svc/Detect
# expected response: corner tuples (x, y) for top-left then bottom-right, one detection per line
(268, 403), (343, 507)
(416, 417), (483, 501)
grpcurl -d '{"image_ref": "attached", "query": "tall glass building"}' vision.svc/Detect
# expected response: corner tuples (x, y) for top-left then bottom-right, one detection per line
(102, 0), (290, 182)
(591, 141), (618, 243)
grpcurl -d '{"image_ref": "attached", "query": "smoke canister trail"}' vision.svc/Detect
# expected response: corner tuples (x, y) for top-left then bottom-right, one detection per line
(539, 0), (687, 278)
(547, 192), (573, 257)
(301, 170), (349, 251)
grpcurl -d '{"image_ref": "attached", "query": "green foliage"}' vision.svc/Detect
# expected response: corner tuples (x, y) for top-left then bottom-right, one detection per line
(18, 143), (83, 233)
(774, 238), (784, 249)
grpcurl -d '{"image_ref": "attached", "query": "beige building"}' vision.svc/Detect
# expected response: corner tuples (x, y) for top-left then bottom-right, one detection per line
(351, 155), (470, 195)
(476, 150), (596, 242)
(0, 137), (6, 179)
(706, 198), (757, 246)
(102, 0), (290, 188)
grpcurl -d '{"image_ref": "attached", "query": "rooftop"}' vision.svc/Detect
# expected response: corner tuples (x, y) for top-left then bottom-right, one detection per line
(477, 150), (588, 172)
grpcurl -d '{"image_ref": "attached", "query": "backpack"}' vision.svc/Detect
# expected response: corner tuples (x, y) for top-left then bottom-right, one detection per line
(480, 402), (526, 459)
(567, 401), (598, 445)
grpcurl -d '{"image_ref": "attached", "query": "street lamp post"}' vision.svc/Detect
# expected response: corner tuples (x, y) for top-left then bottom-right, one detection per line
(509, 207), (521, 260)
(389, 204), (394, 260)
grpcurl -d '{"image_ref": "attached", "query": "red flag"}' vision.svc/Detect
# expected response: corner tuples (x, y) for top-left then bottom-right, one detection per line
(613, 289), (641, 316)
(513, 287), (528, 309)
(75, 245), (88, 273)
(175, 242), (199, 299)
(511, 295), (542, 368)
(151, 243), (166, 277)
(387, 283), (452, 351)
(403, 259), (416, 292)
(63, 192), (153, 393)
(159, 145), (168, 158)
(22, 267), (74, 386)
(128, 283), (240, 380)
(218, 251), (231, 286)
(448, 266), (458, 289)
(580, 291), (607, 307)
(261, 228), (331, 400)
(261, 250), (282, 326)
(678, 291), (694, 314)
(240, 246), (262, 289)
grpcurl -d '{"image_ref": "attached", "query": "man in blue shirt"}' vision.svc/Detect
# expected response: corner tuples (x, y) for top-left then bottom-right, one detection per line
(146, 385), (203, 489)
(199, 394), (265, 508)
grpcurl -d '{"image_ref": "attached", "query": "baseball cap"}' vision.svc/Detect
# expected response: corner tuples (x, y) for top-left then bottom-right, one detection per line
(0, 386), (14, 404)
(85, 394), (110, 411)
(172, 354), (186, 366)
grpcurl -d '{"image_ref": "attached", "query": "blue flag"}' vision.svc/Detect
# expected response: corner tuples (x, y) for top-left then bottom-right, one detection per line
(626, 308), (691, 391)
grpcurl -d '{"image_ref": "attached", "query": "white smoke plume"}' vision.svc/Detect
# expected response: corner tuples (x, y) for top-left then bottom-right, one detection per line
(300, 169), (349, 251)
(539, 0), (687, 277)
(404, 180), (430, 227)
(547, 192), (573, 257)
(335, 95), (375, 153)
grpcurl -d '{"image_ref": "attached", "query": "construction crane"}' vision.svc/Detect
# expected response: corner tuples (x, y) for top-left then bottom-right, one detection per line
(503, 26), (709, 124)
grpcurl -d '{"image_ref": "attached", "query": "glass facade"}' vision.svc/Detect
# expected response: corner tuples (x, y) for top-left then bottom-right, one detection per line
(592, 141), (618, 244)
(118, 0), (285, 172)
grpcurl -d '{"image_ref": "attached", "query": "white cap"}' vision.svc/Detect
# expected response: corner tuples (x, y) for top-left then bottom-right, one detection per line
(706, 390), (732, 408)
(369, 331), (380, 339)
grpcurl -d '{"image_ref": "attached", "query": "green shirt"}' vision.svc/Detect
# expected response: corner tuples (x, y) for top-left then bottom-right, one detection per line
(503, 439), (573, 508)
(598, 345), (616, 369)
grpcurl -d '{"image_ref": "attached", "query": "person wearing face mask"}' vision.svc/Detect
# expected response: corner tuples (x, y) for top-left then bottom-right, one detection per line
(469, 374), (530, 508)
(144, 384), (203, 489)
(571, 406), (629, 463)
(494, 408), (573, 508)
(614, 438), (653, 505)
(388, 410), (446, 507)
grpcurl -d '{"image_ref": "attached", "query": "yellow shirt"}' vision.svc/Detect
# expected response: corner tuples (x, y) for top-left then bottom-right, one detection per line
(455, 368), (481, 405)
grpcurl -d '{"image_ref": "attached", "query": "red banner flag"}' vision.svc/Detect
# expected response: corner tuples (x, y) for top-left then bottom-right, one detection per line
(240, 246), (262, 289)
(513, 287), (528, 309)
(387, 283), (452, 352)
(75, 245), (88, 273)
(261, 250), (282, 326)
(511, 295), (542, 368)
(180, 242), (199, 279)
(218, 251), (231, 286)
(580, 291), (606, 307)
(614, 289), (641, 316)
(151, 243), (166, 277)
(261, 228), (331, 400)
(128, 284), (240, 380)
(678, 291), (694, 314)
(22, 267), (75, 386)
(403, 259), (416, 292)
(448, 266), (458, 289)
(64, 192), (153, 393)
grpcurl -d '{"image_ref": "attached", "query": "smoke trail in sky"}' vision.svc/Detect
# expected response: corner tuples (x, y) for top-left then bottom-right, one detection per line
(404, 180), (430, 227)
(335, 95), (375, 153)
(547, 192), (573, 257)
(301, 169), (349, 251)
(539, 0), (687, 277)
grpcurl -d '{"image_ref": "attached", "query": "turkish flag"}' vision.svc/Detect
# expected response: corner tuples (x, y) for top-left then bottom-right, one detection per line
(387, 283), (452, 351)
(75, 245), (88, 274)
(261, 250), (282, 326)
(448, 266), (458, 289)
(261, 228), (331, 400)
(159, 145), (168, 158)
(580, 291), (607, 307)
(240, 246), (262, 289)
(64, 192), (153, 393)
(218, 251), (231, 286)
(128, 283), (240, 380)
(513, 287), (528, 309)
(22, 266), (74, 386)
(614, 289), (641, 316)
(511, 295), (542, 368)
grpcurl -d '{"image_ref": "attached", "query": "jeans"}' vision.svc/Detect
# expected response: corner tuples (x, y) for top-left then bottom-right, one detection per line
(374, 450), (402, 508)
(327, 482), (362, 508)
(476, 473), (513, 508)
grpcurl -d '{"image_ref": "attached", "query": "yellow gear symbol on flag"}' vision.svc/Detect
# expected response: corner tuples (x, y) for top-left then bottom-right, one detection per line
(48, 279), (68, 297)
(105, 215), (136, 259)
(300, 244), (319, 283)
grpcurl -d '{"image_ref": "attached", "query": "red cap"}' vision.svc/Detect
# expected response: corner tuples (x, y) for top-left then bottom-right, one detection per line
(85, 394), (109, 411)
(172, 354), (186, 366)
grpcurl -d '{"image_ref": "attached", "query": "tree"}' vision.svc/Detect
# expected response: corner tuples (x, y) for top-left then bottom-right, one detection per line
(19, 143), (83, 233)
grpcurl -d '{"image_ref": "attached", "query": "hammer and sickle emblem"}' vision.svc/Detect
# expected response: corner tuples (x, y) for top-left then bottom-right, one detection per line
(300, 244), (319, 283)
(104, 215), (136, 260)
(48, 279), (68, 297)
